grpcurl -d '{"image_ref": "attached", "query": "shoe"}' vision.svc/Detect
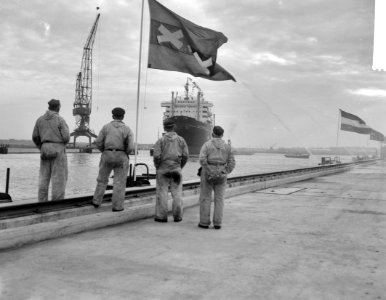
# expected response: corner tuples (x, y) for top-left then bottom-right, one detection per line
(198, 224), (209, 229)
(112, 208), (124, 212)
(154, 218), (168, 223)
(214, 225), (221, 230)
(90, 201), (100, 208)
(174, 218), (182, 222)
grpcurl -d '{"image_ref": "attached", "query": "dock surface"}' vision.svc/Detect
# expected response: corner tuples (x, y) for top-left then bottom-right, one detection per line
(0, 162), (385, 300)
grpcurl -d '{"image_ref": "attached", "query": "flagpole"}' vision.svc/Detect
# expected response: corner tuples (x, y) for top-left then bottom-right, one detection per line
(336, 109), (341, 147)
(133, 0), (145, 181)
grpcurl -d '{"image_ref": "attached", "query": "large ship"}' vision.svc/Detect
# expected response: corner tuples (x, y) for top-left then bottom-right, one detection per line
(161, 78), (213, 155)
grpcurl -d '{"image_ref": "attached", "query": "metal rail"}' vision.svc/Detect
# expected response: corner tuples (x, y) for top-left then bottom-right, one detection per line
(0, 160), (376, 220)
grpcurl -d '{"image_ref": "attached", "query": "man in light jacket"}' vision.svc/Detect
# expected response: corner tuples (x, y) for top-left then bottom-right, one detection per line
(91, 107), (134, 212)
(32, 99), (70, 202)
(153, 118), (189, 222)
(198, 126), (235, 229)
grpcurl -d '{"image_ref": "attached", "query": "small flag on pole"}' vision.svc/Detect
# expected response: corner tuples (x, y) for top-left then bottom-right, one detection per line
(147, 0), (235, 81)
(340, 109), (371, 134)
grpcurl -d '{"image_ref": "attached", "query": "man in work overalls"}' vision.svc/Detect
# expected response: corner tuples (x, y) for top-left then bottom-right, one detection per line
(153, 119), (189, 222)
(198, 126), (236, 229)
(91, 107), (134, 211)
(32, 99), (70, 202)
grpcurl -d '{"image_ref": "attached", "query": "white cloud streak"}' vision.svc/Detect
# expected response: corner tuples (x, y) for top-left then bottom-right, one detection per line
(252, 52), (295, 65)
(349, 88), (386, 97)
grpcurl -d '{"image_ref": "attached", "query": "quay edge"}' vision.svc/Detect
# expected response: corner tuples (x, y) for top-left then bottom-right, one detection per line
(0, 160), (376, 251)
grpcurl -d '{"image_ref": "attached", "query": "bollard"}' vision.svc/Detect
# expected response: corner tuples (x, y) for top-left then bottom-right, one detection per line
(0, 168), (12, 203)
(6, 168), (10, 194)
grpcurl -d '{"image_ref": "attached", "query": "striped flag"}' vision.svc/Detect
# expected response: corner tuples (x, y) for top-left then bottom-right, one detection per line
(340, 109), (371, 134)
(147, 0), (235, 81)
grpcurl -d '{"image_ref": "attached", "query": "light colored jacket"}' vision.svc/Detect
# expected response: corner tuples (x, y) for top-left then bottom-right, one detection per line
(32, 110), (70, 149)
(153, 132), (189, 172)
(199, 138), (236, 174)
(95, 120), (134, 155)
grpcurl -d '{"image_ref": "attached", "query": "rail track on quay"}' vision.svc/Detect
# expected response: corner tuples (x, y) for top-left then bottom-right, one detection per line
(0, 159), (377, 221)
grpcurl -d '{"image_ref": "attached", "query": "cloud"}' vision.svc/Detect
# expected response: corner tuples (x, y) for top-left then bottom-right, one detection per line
(348, 88), (386, 97)
(40, 21), (51, 38)
(307, 37), (318, 44)
(316, 55), (345, 65)
(252, 52), (295, 65)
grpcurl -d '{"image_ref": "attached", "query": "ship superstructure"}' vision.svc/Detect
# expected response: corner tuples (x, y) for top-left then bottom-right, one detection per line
(161, 78), (213, 155)
(161, 78), (213, 124)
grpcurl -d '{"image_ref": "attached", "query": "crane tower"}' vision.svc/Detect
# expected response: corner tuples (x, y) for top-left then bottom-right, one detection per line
(70, 12), (100, 148)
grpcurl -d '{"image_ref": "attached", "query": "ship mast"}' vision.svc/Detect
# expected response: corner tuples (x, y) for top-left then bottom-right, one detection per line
(171, 91), (175, 117)
(70, 11), (100, 148)
(192, 81), (202, 121)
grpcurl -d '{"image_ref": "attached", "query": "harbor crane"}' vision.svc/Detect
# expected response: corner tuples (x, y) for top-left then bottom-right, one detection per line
(70, 12), (100, 149)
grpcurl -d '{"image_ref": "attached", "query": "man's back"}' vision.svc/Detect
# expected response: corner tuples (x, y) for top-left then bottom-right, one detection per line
(200, 138), (235, 174)
(153, 132), (189, 172)
(33, 111), (70, 147)
(95, 120), (134, 154)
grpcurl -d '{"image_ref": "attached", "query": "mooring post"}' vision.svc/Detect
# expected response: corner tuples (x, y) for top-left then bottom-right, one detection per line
(6, 168), (10, 194)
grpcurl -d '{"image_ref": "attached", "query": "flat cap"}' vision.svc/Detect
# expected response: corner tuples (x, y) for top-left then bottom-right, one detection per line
(213, 125), (224, 136)
(48, 99), (60, 110)
(163, 118), (175, 127)
(112, 107), (125, 117)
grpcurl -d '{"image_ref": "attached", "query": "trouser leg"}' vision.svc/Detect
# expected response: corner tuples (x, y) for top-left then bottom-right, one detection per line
(155, 173), (169, 220)
(93, 157), (113, 205)
(38, 159), (51, 202)
(111, 158), (129, 210)
(170, 172), (183, 220)
(213, 181), (227, 226)
(199, 171), (213, 226)
(51, 151), (68, 201)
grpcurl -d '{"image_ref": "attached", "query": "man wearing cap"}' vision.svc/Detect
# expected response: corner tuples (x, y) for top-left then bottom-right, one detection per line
(153, 118), (189, 222)
(198, 125), (235, 229)
(91, 107), (134, 211)
(32, 99), (70, 202)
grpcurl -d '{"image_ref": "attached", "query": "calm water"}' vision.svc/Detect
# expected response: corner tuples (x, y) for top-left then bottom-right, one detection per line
(0, 150), (352, 203)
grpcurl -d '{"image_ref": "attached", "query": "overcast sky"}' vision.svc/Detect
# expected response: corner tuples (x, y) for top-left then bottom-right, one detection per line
(1, 0), (385, 148)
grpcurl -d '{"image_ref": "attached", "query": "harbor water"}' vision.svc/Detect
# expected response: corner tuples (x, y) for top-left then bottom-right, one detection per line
(0, 150), (353, 203)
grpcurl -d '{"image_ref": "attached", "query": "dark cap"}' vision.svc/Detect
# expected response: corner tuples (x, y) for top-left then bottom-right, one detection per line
(163, 118), (175, 128)
(48, 99), (60, 110)
(112, 107), (125, 117)
(213, 125), (224, 136)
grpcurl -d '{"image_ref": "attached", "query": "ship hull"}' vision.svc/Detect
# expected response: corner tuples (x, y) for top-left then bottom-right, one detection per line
(169, 116), (212, 155)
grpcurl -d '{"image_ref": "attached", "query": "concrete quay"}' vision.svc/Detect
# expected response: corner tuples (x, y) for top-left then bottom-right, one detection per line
(0, 162), (385, 299)
(0, 162), (353, 249)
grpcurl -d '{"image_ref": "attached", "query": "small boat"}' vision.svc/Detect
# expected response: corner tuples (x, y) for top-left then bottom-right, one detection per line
(318, 156), (341, 165)
(0, 144), (9, 154)
(284, 153), (310, 159)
